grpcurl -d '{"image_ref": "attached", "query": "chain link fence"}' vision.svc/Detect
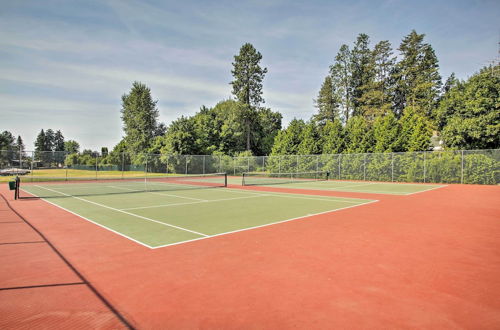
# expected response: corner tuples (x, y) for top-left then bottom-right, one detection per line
(1, 149), (498, 185)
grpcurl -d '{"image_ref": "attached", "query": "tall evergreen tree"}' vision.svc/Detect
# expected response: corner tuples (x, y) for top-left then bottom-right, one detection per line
(393, 30), (441, 118)
(350, 33), (374, 116)
(121, 81), (160, 155)
(330, 44), (353, 123)
(297, 122), (321, 155)
(357, 40), (396, 120)
(372, 113), (400, 152)
(313, 75), (340, 124)
(54, 130), (65, 152)
(34, 129), (46, 152)
(16, 136), (25, 153)
(398, 106), (433, 151)
(45, 129), (55, 151)
(321, 120), (344, 154)
(230, 43), (267, 151)
(344, 116), (373, 153)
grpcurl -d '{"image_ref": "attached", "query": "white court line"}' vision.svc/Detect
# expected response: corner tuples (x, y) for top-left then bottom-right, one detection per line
(107, 185), (207, 201)
(19, 188), (154, 249)
(22, 184), (378, 250)
(225, 188), (372, 203)
(34, 185), (209, 238)
(150, 199), (379, 249)
(327, 182), (378, 189)
(121, 194), (269, 211)
(404, 185), (448, 195)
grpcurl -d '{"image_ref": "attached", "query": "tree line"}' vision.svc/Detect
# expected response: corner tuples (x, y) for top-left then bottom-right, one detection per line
(107, 30), (497, 164)
(2, 30), (498, 169)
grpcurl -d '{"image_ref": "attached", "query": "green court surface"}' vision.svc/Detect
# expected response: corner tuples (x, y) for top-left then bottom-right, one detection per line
(232, 176), (446, 195)
(20, 181), (375, 248)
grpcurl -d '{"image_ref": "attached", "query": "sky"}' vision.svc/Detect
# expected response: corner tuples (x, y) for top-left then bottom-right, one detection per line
(1, 0), (499, 151)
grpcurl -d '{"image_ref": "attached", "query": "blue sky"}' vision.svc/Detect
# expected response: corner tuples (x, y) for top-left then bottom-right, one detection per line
(1, 0), (498, 150)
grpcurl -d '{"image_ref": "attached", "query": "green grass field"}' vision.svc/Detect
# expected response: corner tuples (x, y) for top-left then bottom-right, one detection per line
(19, 180), (375, 248)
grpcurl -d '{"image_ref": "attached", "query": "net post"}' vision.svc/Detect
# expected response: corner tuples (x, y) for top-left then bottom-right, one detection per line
(15, 176), (20, 200)
(224, 173), (228, 187)
(242, 173), (245, 186)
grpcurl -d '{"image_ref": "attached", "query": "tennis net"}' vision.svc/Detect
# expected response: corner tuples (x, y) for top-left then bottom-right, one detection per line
(242, 171), (329, 186)
(17, 173), (227, 199)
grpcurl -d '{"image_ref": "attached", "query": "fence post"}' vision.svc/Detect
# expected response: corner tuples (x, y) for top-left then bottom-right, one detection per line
(65, 152), (68, 181)
(95, 154), (98, 180)
(185, 156), (188, 175)
(263, 156), (265, 172)
(121, 152), (125, 179)
(30, 151), (34, 182)
(279, 156), (281, 174)
(338, 154), (341, 180)
(363, 153), (366, 181)
(391, 153), (394, 182)
(247, 157), (250, 172)
(423, 152), (426, 183)
(461, 150), (464, 184)
(233, 157), (236, 176)
(203, 155), (206, 175)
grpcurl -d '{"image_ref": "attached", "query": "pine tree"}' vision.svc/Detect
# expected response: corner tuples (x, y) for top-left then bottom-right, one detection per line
(350, 33), (374, 117)
(54, 130), (65, 152)
(230, 43), (267, 151)
(393, 30), (441, 118)
(16, 136), (25, 153)
(45, 129), (55, 151)
(321, 120), (344, 154)
(344, 116), (373, 153)
(398, 106), (432, 151)
(330, 44), (353, 123)
(372, 113), (400, 152)
(297, 122), (321, 155)
(313, 75), (340, 125)
(357, 40), (396, 120)
(34, 129), (46, 152)
(121, 81), (160, 155)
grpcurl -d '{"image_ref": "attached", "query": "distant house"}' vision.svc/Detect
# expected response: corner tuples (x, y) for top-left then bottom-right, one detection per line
(431, 131), (443, 151)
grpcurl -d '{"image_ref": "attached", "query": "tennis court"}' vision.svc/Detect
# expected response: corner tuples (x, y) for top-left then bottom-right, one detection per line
(18, 174), (375, 248)
(238, 172), (446, 195)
